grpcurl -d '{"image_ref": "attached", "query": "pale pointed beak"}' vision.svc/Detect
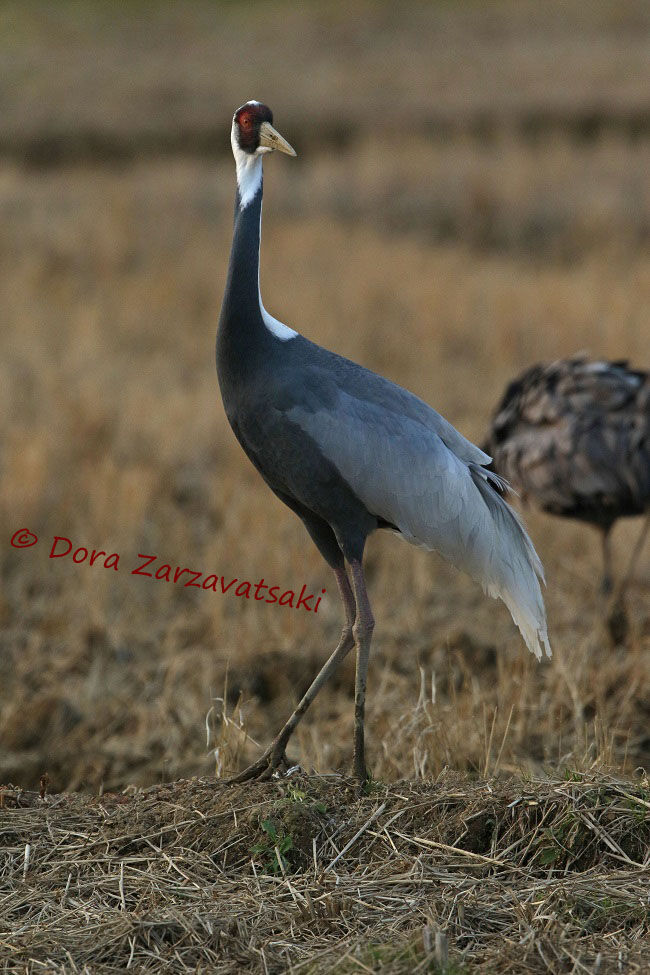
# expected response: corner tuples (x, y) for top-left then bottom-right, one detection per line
(259, 121), (297, 156)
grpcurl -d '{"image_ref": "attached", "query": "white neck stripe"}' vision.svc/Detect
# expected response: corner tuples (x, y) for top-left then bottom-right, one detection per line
(256, 213), (297, 341)
(260, 303), (298, 341)
(235, 152), (263, 210)
(231, 119), (265, 210)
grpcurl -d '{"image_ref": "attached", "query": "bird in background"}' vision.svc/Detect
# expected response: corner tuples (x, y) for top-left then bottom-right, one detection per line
(484, 357), (650, 641)
(216, 101), (551, 786)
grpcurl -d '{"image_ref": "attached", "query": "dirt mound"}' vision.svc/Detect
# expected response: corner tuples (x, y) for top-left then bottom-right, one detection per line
(1, 772), (648, 973)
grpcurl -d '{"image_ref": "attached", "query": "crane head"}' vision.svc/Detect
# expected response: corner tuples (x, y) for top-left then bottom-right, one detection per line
(232, 102), (296, 157)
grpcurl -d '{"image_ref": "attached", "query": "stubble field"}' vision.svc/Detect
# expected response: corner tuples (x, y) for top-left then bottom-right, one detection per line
(0, 2), (648, 972)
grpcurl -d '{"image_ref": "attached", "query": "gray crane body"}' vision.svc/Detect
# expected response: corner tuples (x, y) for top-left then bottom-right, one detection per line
(217, 104), (550, 664)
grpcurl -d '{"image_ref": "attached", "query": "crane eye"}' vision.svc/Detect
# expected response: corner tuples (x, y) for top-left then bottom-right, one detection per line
(239, 113), (253, 129)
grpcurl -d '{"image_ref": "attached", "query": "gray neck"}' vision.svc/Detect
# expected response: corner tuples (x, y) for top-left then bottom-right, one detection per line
(217, 165), (275, 377)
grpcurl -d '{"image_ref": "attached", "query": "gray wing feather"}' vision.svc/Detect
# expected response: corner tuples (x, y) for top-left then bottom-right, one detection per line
(293, 340), (491, 469)
(287, 388), (550, 659)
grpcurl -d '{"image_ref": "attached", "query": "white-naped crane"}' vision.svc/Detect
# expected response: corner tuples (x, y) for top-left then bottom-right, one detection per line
(216, 101), (551, 786)
(484, 356), (650, 640)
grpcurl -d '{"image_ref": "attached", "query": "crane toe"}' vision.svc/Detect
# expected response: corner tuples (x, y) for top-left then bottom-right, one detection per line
(224, 742), (295, 785)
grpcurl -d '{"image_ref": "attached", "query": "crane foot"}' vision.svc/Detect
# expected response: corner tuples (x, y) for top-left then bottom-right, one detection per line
(223, 739), (294, 784)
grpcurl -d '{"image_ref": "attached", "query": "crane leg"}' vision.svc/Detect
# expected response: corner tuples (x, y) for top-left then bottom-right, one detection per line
(597, 525), (627, 643)
(349, 559), (375, 788)
(618, 512), (650, 598)
(600, 526), (613, 596)
(605, 513), (649, 645)
(224, 565), (357, 784)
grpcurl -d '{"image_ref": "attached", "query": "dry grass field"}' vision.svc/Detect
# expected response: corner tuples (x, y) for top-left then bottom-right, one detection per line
(2, 774), (649, 973)
(0, 1), (649, 971)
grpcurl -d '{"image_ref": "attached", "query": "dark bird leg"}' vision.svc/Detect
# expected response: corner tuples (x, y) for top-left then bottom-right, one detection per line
(606, 513), (650, 645)
(598, 523), (629, 645)
(349, 559), (375, 788)
(600, 526), (614, 597)
(619, 513), (650, 598)
(225, 565), (357, 784)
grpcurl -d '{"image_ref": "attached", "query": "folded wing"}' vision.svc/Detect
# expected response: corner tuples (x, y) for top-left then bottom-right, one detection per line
(287, 386), (551, 659)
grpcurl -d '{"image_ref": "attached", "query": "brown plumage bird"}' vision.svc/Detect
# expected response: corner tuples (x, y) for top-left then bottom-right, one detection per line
(484, 357), (650, 637)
